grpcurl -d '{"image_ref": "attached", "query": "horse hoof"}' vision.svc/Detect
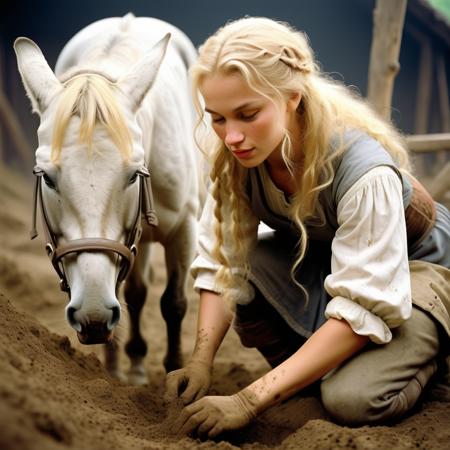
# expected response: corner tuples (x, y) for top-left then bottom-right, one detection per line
(109, 369), (127, 383)
(128, 368), (149, 386)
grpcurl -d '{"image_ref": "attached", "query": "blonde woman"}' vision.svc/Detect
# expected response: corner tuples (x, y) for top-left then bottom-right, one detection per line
(165, 17), (450, 438)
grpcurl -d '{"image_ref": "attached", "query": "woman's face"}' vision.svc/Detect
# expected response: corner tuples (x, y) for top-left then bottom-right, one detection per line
(200, 72), (299, 168)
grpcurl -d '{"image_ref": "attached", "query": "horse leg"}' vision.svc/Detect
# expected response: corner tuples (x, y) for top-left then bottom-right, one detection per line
(104, 336), (127, 382)
(124, 243), (151, 385)
(160, 270), (186, 372)
(160, 217), (196, 372)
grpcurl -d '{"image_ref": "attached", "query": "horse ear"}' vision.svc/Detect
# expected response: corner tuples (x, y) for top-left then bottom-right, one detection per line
(117, 33), (171, 112)
(14, 37), (62, 115)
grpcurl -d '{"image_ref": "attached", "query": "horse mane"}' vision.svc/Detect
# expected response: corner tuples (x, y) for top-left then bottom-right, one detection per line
(51, 73), (132, 162)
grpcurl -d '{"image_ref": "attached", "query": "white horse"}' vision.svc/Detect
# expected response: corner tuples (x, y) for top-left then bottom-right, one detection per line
(14, 14), (200, 384)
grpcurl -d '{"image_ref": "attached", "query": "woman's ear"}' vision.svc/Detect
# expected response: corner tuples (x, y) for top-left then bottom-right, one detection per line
(287, 92), (302, 112)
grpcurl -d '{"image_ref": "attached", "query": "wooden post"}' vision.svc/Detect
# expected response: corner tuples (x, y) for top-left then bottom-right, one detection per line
(413, 36), (433, 134)
(0, 88), (33, 169)
(367, 0), (407, 120)
(0, 45), (4, 163)
(437, 54), (450, 133)
(408, 25), (433, 175)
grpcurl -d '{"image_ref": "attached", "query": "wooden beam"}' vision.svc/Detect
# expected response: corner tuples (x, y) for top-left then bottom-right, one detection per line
(367, 0), (407, 119)
(406, 133), (450, 152)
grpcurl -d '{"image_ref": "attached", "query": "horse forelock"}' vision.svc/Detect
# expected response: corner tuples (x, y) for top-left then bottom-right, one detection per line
(51, 74), (132, 163)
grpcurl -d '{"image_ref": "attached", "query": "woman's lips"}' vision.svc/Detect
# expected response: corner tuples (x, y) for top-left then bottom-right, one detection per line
(232, 148), (255, 159)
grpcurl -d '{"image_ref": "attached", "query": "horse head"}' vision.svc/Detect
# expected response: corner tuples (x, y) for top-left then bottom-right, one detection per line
(14, 34), (169, 345)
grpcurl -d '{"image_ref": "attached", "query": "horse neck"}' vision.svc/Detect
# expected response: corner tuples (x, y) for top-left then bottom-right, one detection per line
(86, 38), (145, 79)
(62, 43), (143, 82)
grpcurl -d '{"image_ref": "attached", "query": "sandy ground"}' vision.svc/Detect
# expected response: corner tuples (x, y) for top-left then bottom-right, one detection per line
(1, 162), (450, 450)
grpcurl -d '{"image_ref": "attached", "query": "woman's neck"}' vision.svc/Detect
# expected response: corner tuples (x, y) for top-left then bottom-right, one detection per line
(265, 113), (304, 195)
(264, 159), (303, 196)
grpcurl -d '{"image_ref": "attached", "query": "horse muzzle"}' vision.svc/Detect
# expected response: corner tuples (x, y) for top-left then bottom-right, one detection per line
(67, 300), (120, 345)
(77, 321), (114, 345)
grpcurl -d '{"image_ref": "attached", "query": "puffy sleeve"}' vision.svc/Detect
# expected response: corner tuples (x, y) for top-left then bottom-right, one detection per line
(324, 166), (412, 344)
(190, 188), (259, 304)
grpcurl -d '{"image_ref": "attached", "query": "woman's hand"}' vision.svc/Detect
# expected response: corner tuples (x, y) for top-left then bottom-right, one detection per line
(174, 390), (258, 438)
(165, 360), (212, 405)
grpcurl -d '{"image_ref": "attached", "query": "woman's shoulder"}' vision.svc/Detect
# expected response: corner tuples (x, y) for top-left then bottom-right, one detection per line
(330, 130), (401, 206)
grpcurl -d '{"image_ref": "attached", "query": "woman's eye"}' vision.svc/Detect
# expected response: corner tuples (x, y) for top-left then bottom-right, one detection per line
(212, 116), (225, 124)
(43, 174), (56, 190)
(239, 111), (258, 121)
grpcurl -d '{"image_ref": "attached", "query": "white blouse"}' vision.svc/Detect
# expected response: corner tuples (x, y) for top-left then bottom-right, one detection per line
(191, 165), (412, 344)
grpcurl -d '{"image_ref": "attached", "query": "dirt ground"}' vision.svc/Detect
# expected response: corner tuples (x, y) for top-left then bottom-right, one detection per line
(1, 162), (449, 450)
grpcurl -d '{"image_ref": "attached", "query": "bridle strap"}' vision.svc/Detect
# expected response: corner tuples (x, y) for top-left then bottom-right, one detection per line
(30, 173), (40, 240)
(32, 167), (59, 250)
(138, 166), (159, 227)
(53, 238), (134, 263)
(31, 165), (158, 295)
(52, 238), (136, 292)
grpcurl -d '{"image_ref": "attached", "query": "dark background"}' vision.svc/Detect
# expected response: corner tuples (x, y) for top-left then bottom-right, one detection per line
(0, 0), (448, 170)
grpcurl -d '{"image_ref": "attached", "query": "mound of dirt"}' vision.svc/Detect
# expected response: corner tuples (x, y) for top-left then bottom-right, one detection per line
(1, 162), (449, 450)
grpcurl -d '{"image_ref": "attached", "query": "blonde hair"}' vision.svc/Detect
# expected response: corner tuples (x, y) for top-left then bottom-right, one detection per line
(51, 73), (132, 162)
(191, 17), (411, 307)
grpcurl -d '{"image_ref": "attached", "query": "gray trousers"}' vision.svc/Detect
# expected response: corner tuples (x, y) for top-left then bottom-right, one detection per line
(321, 306), (440, 425)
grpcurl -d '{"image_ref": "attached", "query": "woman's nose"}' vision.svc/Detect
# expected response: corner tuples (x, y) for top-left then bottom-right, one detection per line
(224, 125), (244, 147)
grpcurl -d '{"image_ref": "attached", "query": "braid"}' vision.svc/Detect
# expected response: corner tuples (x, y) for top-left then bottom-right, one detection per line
(210, 151), (253, 309)
(229, 160), (251, 276)
(211, 166), (230, 272)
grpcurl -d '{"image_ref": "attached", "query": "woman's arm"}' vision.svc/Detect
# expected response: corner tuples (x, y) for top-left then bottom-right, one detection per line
(175, 317), (368, 437)
(243, 317), (369, 412)
(191, 289), (234, 366)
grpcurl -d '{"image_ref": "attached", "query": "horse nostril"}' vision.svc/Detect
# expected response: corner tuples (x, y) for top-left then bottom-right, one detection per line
(66, 306), (82, 332)
(108, 305), (121, 330)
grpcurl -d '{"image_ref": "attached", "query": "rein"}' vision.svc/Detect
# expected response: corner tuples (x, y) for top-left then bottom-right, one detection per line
(30, 166), (158, 295)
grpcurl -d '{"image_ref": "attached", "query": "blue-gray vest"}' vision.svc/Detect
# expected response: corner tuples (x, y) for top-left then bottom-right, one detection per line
(247, 132), (449, 267)
(245, 132), (450, 337)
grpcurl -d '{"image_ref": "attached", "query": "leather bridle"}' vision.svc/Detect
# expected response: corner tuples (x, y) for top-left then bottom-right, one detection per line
(30, 165), (158, 295)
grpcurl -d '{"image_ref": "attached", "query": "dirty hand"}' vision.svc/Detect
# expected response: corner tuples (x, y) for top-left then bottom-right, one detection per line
(165, 360), (212, 405)
(175, 390), (259, 438)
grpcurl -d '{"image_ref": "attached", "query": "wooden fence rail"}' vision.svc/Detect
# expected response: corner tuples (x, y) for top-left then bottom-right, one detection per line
(406, 133), (450, 152)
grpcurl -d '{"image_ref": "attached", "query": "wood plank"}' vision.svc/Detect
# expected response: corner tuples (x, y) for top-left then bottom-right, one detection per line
(406, 133), (450, 152)
(367, 0), (407, 119)
(0, 89), (33, 169)
(410, 29), (433, 134)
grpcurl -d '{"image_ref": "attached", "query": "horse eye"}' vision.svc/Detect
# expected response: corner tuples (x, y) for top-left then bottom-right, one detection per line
(128, 172), (138, 185)
(43, 173), (57, 190)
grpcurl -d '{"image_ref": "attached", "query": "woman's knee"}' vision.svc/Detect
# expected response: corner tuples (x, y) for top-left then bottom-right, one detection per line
(320, 377), (376, 425)
(321, 358), (438, 426)
(321, 377), (401, 426)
